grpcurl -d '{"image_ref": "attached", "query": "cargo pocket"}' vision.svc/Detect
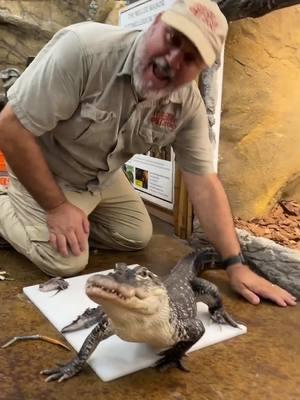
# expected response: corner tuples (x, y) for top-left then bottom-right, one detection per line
(26, 225), (49, 243)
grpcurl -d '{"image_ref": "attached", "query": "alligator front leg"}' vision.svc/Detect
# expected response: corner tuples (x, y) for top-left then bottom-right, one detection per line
(41, 317), (114, 382)
(191, 277), (239, 327)
(155, 318), (205, 372)
(61, 306), (104, 333)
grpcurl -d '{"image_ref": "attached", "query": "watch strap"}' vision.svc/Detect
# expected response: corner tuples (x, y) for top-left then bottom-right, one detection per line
(223, 253), (247, 268)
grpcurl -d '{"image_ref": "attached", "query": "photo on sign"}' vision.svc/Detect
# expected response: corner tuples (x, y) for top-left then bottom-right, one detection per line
(135, 168), (149, 189)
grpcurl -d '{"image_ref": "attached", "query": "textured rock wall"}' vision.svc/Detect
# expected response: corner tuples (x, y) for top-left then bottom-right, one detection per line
(0, 0), (118, 74)
(0, 0), (90, 29)
(0, 0), (90, 76)
(0, 0), (123, 93)
(220, 6), (300, 218)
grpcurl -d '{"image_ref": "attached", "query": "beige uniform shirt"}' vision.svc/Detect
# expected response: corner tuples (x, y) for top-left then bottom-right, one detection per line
(8, 22), (214, 192)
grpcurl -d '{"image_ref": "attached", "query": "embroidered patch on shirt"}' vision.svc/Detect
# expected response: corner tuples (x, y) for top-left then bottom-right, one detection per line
(151, 112), (176, 130)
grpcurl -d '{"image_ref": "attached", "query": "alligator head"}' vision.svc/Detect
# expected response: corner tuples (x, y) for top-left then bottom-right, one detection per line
(86, 263), (167, 316)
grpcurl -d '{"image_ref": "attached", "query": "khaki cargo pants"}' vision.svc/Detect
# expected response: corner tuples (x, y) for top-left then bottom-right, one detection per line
(0, 170), (152, 277)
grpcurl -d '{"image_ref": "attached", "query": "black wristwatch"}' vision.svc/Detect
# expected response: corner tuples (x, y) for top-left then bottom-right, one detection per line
(222, 252), (247, 269)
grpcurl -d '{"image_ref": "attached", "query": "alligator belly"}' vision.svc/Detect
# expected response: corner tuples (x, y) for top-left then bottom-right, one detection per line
(114, 323), (177, 349)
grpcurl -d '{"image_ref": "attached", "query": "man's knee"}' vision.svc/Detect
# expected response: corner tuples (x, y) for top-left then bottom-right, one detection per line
(111, 217), (153, 250)
(90, 215), (153, 251)
(113, 228), (152, 250)
(33, 244), (89, 277)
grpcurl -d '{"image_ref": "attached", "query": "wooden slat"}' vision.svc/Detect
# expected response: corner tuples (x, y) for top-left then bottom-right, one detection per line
(174, 168), (193, 239)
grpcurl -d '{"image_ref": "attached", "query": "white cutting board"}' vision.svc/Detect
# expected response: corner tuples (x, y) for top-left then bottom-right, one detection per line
(23, 266), (247, 382)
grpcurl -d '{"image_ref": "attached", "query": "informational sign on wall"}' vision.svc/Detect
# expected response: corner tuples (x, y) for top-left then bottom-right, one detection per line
(119, 0), (175, 29)
(124, 153), (175, 205)
(119, 0), (224, 210)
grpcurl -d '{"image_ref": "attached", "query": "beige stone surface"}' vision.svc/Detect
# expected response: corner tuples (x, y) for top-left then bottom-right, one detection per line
(220, 6), (300, 218)
(104, 0), (126, 25)
(93, 0), (116, 23)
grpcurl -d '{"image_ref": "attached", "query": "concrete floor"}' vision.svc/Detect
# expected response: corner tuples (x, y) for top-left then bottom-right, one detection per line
(1, 217), (299, 400)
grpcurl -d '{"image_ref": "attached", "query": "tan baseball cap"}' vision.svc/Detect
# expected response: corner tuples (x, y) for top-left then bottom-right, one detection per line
(161, 0), (228, 67)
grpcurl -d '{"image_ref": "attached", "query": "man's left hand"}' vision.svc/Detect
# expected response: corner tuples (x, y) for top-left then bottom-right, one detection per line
(226, 264), (297, 307)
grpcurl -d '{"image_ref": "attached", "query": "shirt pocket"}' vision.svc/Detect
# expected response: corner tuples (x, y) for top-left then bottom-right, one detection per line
(128, 126), (155, 155)
(67, 103), (117, 169)
(75, 103), (116, 142)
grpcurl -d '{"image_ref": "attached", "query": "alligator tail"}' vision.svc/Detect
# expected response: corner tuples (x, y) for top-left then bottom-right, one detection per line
(193, 249), (224, 275)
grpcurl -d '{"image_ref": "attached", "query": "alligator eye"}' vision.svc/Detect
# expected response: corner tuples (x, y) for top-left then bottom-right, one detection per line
(139, 270), (149, 278)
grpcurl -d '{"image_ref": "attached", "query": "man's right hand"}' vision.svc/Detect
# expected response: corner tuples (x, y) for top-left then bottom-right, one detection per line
(47, 201), (90, 257)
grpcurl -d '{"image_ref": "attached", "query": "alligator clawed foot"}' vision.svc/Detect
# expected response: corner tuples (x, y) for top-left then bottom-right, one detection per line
(41, 366), (67, 383)
(210, 309), (240, 328)
(155, 357), (190, 372)
(40, 361), (80, 382)
(155, 349), (190, 373)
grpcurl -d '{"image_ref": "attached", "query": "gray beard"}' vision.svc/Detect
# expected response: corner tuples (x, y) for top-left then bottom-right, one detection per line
(132, 35), (176, 100)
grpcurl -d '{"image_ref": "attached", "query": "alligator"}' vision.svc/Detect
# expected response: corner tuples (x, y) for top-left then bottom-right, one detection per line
(41, 250), (240, 382)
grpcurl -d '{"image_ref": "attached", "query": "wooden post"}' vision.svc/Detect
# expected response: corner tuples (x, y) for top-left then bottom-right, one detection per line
(174, 168), (193, 240)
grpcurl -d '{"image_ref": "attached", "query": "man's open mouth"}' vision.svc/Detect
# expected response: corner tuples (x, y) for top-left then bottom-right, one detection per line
(152, 58), (174, 82)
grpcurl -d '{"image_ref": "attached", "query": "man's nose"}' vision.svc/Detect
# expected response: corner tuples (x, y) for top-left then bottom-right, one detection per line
(167, 48), (183, 70)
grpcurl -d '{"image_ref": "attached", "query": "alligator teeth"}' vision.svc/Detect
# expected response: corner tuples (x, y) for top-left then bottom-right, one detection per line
(94, 284), (129, 300)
